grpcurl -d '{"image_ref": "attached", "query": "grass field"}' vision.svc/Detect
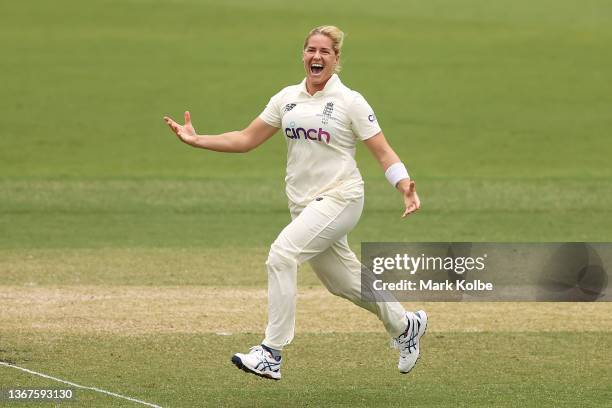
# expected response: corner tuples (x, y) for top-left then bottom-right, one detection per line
(1, 0), (612, 406)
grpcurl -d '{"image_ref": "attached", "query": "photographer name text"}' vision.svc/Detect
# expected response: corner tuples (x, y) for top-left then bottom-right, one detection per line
(373, 279), (494, 292)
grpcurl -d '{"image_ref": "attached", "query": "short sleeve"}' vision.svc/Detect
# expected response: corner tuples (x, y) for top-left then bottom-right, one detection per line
(259, 90), (283, 128)
(348, 92), (382, 140)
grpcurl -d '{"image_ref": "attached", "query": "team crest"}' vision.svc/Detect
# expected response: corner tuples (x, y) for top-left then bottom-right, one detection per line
(321, 102), (334, 124)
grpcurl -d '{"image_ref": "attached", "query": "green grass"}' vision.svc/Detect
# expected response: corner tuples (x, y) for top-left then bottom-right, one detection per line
(1, 1), (611, 181)
(1, 332), (611, 407)
(1, 178), (611, 251)
(1, 0), (612, 406)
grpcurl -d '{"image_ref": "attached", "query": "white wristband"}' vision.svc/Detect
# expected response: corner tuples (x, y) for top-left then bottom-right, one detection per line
(385, 162), (410, 187)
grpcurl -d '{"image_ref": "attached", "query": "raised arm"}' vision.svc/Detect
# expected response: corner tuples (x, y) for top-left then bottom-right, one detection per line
(164, 111), (278, 153)
(363, 132), (421, 217)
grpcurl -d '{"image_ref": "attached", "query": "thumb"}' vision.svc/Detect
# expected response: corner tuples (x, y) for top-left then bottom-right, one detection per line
(184, 111), (191, 125)
(403, 180), (415, 196)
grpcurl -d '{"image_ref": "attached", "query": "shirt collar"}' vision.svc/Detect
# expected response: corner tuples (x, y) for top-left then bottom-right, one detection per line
(300, 73), (340, 96)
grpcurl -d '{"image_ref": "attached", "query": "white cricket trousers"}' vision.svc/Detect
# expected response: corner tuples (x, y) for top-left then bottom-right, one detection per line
(262, 190), (407, 350)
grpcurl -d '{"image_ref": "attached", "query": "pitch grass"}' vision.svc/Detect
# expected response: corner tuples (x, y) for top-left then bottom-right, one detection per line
(1, 332), (611, 407)
(3, 286), (611, 334)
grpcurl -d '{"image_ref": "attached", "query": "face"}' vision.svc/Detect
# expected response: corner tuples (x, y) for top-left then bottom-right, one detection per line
(303, 34), (339, 90)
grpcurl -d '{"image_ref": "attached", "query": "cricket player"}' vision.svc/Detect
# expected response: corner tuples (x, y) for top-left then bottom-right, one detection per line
(164, 26), (427, 380)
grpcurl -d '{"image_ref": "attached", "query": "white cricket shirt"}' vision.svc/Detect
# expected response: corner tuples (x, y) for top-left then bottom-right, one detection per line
(259, 74), (382, 206)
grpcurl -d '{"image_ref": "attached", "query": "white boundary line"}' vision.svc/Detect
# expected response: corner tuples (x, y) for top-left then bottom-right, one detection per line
(0, 361), (163, 408)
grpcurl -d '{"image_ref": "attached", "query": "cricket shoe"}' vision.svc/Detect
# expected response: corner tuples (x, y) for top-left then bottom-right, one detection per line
(231, 345), (281, 380)
(393, 310), (428, 374)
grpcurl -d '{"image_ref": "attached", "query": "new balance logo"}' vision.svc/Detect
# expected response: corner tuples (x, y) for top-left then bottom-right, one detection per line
(283, 103), (297, 112)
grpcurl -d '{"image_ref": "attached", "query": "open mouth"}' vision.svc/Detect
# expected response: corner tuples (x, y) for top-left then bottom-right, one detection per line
(310, 63), (324, 75)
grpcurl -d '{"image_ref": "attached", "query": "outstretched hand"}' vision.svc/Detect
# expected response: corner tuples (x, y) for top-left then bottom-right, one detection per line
(398, 179), (421, 218)
(164, 111), (198, 145)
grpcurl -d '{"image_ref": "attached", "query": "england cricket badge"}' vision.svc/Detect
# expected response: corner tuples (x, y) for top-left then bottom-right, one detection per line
(321, 101), (334, 124)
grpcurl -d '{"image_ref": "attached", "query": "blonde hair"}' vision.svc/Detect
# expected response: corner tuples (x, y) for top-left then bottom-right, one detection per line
(303, 25), (345, 73)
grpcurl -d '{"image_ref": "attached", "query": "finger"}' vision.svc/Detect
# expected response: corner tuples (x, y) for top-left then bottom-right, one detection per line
(164, 116), (177, 127)
(167, 123), (180, 136)
(184, 111), (191, 125)
(166, 121), (177, 133)
(165, 119), (182, 134)
(402, 203), (418, 218)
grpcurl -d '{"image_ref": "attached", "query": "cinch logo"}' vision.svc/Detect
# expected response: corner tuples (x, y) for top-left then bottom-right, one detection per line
(284, 127), (331, 144)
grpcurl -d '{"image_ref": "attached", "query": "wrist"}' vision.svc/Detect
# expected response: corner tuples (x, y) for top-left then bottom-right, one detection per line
(397, 178), (414, 193)
(185, 134), (201, 147)
(385, 162), (410, 188)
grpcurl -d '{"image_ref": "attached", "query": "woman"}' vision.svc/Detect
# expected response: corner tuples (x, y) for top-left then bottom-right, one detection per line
(164, 26), (427, 381)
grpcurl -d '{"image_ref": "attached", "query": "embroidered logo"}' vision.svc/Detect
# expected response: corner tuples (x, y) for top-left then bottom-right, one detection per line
(283, 103), (297, 113)
(321, 102), (334, 124)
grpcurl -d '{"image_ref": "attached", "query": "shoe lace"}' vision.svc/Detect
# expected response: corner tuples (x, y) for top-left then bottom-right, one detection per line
(248, 345), (280, 371)
(392, 318), (421, 354)
(249, 345), (277, 361)
(248, 345), (265, 356)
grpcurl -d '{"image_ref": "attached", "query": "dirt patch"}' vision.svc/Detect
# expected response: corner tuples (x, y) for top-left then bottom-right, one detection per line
(1, 286), (610, 334)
